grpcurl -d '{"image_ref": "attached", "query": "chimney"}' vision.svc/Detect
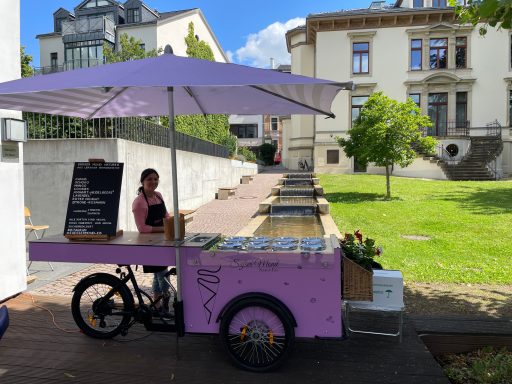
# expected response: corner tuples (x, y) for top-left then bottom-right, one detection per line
(270, 57), (275, 69)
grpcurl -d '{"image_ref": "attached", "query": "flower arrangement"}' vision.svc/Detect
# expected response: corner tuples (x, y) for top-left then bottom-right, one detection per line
(340, 230), (383, 271)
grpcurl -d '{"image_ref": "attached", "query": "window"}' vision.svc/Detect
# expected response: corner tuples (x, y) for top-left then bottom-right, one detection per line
(432, 0), (447, 7)
(65, 40), (105, 69)
(230, 124), (258, 138)
(55, 17), (66, 33)
(411, 39), (422, 70)
(409, 94), (421, 108)
(271, 117), (278, 131)
(428, 93), (448, 136)
(456, 92), (467, 127)
(326, 150), (339, 164)
(139, 43), (145, 51)
(50, 53), (58, 68)
(509, 90), (512, 126)
(352, 43), (369, 74)
(351, 96), (369, 124)
(272, 140), (278, 148)
(85, 0), (110, 8)
(413, 0), (423, 7)
(429, 38), (448, 69)
(456, 37), (467, 68)
(127, 8), (141, 23)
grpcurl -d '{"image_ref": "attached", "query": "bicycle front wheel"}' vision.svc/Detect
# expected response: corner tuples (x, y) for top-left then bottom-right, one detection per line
(71, 273), (134, 339)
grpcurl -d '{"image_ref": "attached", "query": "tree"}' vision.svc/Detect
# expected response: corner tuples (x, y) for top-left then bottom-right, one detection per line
(337, 92), (436, 199)
(103, 33), (161, 63)
(20, 46), (33, 78)
(171, 22), (231, 148)
(449, 0), (512, 35)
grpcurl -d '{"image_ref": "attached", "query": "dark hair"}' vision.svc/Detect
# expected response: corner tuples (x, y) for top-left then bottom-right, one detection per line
(137, 168), (159, 194)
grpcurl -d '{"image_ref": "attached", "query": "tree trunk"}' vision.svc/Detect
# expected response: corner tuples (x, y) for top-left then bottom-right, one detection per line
(385, 165), (391, 199)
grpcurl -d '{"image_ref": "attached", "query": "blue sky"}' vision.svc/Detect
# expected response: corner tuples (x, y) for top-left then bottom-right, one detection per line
(21, 0), (372, 68)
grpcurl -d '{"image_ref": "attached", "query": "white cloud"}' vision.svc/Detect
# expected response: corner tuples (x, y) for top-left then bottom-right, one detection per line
(233, 17), (305, 68)
(225, 50), (234, 63)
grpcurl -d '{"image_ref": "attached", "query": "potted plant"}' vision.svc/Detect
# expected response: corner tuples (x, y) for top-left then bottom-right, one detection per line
(340, 230), (383, 271)
(340, 230), (383, 301)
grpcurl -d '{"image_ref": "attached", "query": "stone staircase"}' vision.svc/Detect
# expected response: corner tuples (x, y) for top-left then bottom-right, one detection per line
(436, 136), (503, 181)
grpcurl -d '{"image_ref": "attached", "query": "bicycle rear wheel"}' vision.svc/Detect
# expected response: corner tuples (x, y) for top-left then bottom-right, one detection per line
(71, 273), (134, 339)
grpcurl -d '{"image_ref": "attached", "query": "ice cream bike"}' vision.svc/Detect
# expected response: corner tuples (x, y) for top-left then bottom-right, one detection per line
(28, 161), (343, 372)
(30, 230), (342, 372)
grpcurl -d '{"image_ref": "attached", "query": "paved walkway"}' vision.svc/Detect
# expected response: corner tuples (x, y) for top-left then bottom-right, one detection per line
(28, 167), (284, 296)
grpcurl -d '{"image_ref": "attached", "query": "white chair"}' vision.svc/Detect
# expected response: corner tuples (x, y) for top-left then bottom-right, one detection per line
(25, 206), (53, 273)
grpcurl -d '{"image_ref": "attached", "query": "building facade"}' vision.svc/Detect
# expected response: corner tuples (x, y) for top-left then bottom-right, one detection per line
(285, 0), (511, 179)
(229, 65), (290, 155)
(36, 0), (227, 74)
(0, 0), (26, 300)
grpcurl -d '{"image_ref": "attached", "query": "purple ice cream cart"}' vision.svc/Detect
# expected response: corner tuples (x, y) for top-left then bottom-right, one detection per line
(29, 232), (342, 371)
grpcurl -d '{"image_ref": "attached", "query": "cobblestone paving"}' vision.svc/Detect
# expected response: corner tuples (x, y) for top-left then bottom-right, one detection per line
(31, 169), (283, 297)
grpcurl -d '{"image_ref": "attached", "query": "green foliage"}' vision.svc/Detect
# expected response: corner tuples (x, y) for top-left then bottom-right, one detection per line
(103, 34), (161, 63)
(337, 92), (435, 199)
(340, 230), (383, 271)
(174, 22), (230, 148)
(319, 173), (512, 284)
(258, 143), (277, 165)
(441, 347), (512, 384)
(185, 22), (215, 61)
(238, 146), (257, 162)
(450, 0), (512, 35)
(20, 46), (33, 78)
(219, 133), (238, 157)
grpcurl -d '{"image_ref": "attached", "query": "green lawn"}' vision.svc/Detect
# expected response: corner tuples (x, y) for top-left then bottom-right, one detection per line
(319, 174), (512, 284)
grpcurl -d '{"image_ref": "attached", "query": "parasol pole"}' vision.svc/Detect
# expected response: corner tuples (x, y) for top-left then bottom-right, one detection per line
(167, 86), (185, 340)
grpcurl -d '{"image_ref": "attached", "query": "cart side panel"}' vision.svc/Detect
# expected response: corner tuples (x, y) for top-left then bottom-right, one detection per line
(180, 247), (342, 338)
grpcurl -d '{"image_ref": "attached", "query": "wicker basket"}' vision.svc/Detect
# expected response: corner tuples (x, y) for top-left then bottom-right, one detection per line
(342, 256), (373, 301)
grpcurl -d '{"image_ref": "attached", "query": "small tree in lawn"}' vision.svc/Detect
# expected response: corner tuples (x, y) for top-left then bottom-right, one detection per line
(337, 92), (436, 199)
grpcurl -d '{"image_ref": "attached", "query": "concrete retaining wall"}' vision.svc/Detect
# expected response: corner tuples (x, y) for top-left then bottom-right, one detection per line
(24, 139), (257, 236)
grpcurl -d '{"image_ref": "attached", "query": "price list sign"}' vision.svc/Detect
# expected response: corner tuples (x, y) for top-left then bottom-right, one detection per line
(64, 162), (124, 237)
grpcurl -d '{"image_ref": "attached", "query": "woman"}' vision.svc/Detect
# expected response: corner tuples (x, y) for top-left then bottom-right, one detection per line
(132, 168), (172, 315)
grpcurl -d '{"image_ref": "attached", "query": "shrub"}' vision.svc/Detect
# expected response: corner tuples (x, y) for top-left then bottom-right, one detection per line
(258, 143), (277, 165)
(238, 146), (257, 162)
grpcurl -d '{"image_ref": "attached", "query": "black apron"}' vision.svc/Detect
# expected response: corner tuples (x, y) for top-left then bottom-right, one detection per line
(142, 192), (168, 273)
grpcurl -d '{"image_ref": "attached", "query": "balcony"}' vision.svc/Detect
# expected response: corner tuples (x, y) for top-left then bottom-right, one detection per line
(421, 121), (470, 138)
(33, 58), (104, 76)
(61, 16), (115, 42)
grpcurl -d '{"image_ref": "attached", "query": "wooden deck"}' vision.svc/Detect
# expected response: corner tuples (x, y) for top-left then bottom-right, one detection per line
(0, 294), (450, 384)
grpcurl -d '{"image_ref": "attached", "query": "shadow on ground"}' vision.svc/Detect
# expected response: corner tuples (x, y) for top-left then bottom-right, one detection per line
(404, 283), (512, 318)
(323, 192), (400, 204)
(438, 186), (512, 215)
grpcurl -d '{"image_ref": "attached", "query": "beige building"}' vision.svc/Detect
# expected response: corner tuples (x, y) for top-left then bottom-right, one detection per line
(36, 0), (227, 74)
(285, 0), (511, 180)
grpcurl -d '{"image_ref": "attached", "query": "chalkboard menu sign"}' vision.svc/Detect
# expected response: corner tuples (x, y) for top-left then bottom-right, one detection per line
(64, 161), (124, 238)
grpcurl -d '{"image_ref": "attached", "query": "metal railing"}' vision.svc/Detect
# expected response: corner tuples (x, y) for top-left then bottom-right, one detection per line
(33, 59), (104, 76)
(23, 113), (229, 158)
(421, 121), (470, 137)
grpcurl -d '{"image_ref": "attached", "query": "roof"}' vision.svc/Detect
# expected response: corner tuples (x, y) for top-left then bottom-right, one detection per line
(308, 6), (453, 19)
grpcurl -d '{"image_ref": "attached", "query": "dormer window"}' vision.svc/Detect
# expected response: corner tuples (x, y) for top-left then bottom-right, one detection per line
(127, 8), (141, 23)
(413, 0), (423, 7)
(56, 17), (66, 32)
(84, 0), (110, 8)
(432, 0), (447, 8)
